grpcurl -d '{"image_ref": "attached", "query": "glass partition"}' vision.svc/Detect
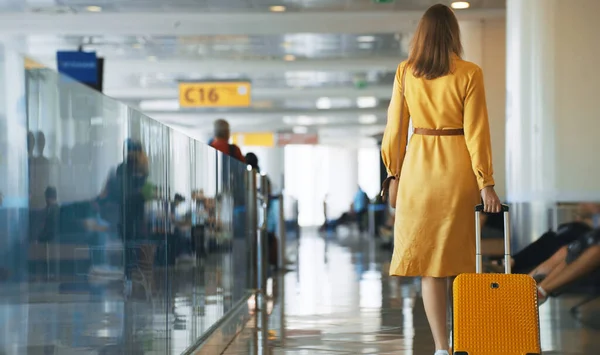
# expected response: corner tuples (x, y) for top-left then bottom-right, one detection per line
(0, 47), (251, 354)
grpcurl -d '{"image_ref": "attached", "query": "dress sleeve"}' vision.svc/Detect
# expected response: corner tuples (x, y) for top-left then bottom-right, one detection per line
(464, 67), (495, 190)
(381, 63), (410, 178)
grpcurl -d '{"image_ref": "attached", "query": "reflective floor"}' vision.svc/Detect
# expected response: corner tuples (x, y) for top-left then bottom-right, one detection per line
(0, 253), (241, 355)
(222, 227), (600, 355)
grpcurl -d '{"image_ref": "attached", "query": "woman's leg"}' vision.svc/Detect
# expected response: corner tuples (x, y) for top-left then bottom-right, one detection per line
(538, 245), (600, 295)
(422, 277), (450, 351)
(529, 246), (568, 279)
(447, 277), (456, 349)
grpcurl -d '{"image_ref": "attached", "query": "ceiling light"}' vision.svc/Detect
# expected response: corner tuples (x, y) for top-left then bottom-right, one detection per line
(132, 43), (143, 49)
(316, 97), (332, 110)
(357, 97), (378, 108)
(451, 1), (470, 10)
(270, 5), (286, 12)
(85, 5), (102, 12)
(293, 126), (308, 134)
(147, 56), (157, 62)
(139, 100), (180, 111)
(357, 36), (376, 43)
(284, 54), (296, 61)
(359, 115), (378, 125)
(296, 116), (315, 125)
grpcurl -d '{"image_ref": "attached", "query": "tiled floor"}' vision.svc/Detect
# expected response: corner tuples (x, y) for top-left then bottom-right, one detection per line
(222, 228), (600, 355)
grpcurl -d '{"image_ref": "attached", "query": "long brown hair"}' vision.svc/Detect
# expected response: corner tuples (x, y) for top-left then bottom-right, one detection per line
(406, 4), (463, 80)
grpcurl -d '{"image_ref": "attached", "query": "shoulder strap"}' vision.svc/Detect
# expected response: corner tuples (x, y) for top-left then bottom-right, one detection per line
(396, 66), (408, 176)
(228, 144), (235, 157)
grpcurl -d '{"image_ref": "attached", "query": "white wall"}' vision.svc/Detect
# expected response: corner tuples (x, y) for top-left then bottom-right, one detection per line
(284, 145), (358, 226)
(461, 19), (507, 199)
(239, 146), (285, 194)
(553, 1), (600, 200)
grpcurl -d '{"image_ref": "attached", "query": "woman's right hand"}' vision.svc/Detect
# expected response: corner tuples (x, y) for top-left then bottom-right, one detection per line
(481, 186), (501, 213)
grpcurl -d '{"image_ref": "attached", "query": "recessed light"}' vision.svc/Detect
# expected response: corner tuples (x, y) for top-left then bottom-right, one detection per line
(357, 97), (378, 108)
(147, 56), (157, 62)
(357, 36), (376, 43)
(451, 1), (470, 10)
(359, 115), (378, 125)
(270, 5), (286, 12)
(316, 98), (332, 110)
(86, 5), (102, 12)
(284, 54), (296, 61)
(293, 126), (308, 134)
(132, 43), (143, 49)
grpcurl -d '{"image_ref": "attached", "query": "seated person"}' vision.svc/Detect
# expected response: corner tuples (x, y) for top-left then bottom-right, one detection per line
(493, 203), (598, 273)
(379, 207), (395, 245)
(531, 228), (600, 305)
(321, 186), (370, 232)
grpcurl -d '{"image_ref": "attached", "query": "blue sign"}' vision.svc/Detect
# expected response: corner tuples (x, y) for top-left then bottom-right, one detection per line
(56, 51), (98, 84)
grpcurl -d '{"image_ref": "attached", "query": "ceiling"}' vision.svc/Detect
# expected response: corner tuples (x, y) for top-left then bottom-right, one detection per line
(9, 0), (506, 13)
(11, 0), (506, 146)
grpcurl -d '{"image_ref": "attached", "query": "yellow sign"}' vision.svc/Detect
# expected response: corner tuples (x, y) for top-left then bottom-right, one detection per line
(232, 133), (275, 147)
(25, 57), (45, 69)
(179, 81), (251, 108)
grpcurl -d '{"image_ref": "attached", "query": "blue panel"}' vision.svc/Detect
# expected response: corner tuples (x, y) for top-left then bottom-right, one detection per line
(56, 51), (98, 84)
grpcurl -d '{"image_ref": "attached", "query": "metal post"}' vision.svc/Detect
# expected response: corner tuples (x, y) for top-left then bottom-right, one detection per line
(277, 193), (286, 345)
(258, 174), (269, 295)
(246, 166), (258, 291)
(277, 194), (286, 271)
(368, 205), (375, 237)
(258, 174), (270, 354)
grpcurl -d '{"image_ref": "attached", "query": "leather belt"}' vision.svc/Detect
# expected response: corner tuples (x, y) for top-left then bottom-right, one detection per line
(413, 128), (464, 136)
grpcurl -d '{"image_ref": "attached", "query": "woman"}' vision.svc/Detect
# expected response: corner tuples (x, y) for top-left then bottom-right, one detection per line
(381, 5), (501, 355)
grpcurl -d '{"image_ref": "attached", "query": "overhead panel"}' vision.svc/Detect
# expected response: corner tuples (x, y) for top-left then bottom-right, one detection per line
(277, 133), (319, 146)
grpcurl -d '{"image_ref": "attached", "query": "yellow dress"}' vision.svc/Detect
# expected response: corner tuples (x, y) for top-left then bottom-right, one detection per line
(381, 58), (495, 278)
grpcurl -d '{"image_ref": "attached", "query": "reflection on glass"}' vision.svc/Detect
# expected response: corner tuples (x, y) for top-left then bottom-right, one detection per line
(0, 48), (250, 354)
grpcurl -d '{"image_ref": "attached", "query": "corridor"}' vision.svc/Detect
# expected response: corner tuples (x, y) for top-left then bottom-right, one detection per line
(221, 228), (600, 355)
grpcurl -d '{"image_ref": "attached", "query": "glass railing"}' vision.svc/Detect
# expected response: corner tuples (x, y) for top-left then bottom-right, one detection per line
(0, 46), (259, 354)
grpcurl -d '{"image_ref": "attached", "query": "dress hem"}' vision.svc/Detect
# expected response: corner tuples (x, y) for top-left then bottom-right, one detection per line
(389, 271), (468, 278)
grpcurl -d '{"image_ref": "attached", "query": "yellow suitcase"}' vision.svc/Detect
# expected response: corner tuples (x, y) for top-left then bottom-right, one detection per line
(452, 204), (542, 355)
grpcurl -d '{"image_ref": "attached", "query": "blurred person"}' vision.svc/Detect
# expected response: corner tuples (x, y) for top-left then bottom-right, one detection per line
(492, 202), (599, 273)
(379, 208), (396, 248)
(323, 186), (370, 232)
(38, 187), (59, 243)
(97, 139), (152, 295)
(36, 186), (60, 280)
(97, 139), (143, 225)
(246, 152), (278, 268)
(531, 229), (600, 305)
(28, 131), (49, 209)
(120, 148), (153, 296)
(380, 5), (501, 354)
(209, 118), (244, 162)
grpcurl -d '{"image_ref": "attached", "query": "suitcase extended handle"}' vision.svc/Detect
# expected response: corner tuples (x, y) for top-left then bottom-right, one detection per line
(475, 204), (509, 212)
(475, 204), (511, 274)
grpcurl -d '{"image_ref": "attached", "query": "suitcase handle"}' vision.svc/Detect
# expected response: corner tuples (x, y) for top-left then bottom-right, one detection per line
(475, 204), (511, 274)
(475, 204), (509, 213)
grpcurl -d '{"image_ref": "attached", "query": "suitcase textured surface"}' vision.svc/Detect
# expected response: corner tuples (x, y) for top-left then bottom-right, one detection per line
(453, 205), (541, 355)
(453, 273), (541, 354)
